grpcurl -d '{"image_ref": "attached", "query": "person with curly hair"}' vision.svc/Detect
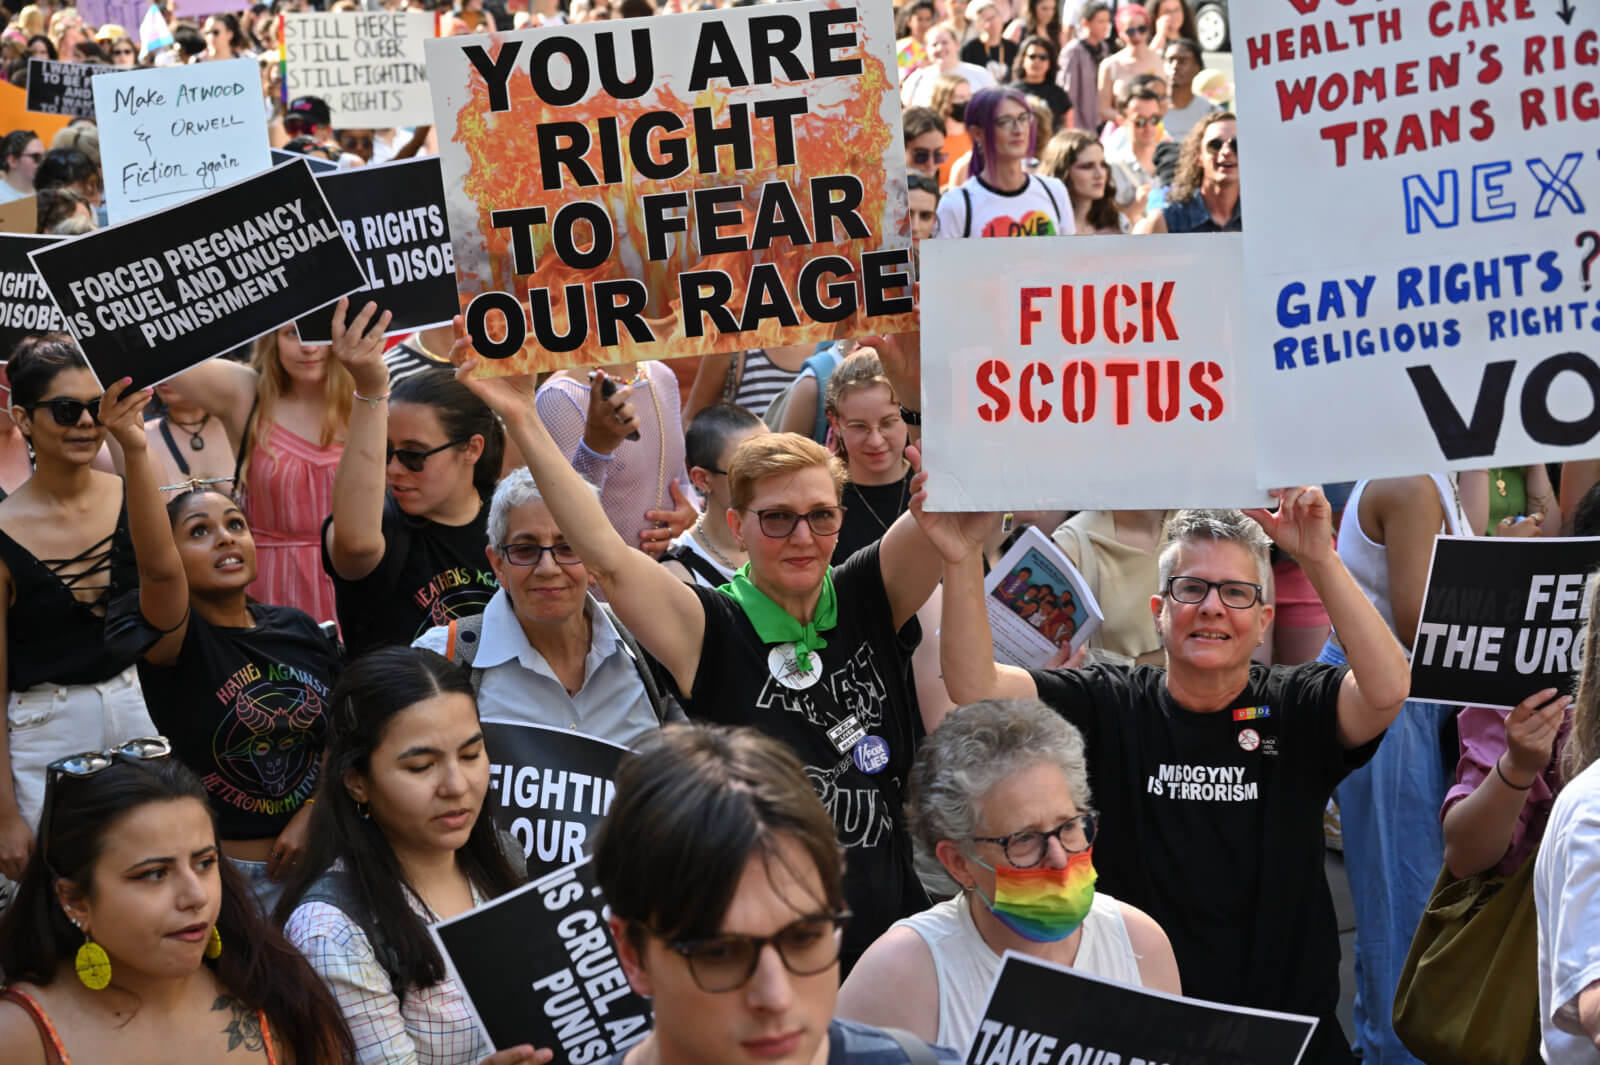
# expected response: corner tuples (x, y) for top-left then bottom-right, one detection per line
(1136, 109), (1238, 233)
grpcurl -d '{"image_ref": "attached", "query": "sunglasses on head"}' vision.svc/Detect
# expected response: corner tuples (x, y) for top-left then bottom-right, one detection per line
(1205, 136), (1239, 155)
(39, 737), (173, 875)
(27, 396), (101, 426)
(387, 436), (468, 472)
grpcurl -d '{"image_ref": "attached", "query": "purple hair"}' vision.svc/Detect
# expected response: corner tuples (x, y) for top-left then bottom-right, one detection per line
(965, 86), (1038, 181)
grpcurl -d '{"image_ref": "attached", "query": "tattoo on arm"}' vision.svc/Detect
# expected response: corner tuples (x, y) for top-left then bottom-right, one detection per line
(213, 996), (265, 1054)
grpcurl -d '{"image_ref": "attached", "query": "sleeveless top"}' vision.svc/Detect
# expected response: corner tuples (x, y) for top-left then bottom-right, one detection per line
(240, 420), (342, 625)
(0, 987), (280, 1065)
(1337, 474), (1468, 652)
(894, 892), (1143, 1053)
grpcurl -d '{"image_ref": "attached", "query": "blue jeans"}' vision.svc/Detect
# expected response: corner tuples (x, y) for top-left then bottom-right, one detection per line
(227, 857), (286, 920)
(1321, 640), (1452, 1065)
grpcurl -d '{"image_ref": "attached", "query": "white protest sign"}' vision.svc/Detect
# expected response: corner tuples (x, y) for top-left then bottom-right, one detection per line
(283, 11), (434, 129)
(919, 234), (1268, 511)
(1234, 4), (1600, 485)
(94, 57), (271, 224)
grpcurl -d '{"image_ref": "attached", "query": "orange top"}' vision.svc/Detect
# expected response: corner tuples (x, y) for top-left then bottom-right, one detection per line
(0, 987), (280, 1065)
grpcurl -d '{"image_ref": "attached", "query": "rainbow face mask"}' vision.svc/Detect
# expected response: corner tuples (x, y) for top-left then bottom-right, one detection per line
(972, 848), (1097, 942)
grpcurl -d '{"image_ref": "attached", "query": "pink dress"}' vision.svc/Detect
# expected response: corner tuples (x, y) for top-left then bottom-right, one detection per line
(241, 421), (342, 624)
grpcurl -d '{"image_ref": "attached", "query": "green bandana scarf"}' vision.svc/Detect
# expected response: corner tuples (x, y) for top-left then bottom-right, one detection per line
(717, 564), (838, 673)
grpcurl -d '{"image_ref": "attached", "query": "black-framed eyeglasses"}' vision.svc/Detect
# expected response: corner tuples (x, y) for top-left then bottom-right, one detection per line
(658, 911), (852, 992)
(497, 541), (582, 567)
(1165, 575), (1263, 609)
(27, 397), (101, 426)
(39, 737), (173, 875)
(972, 812), (1097, 868)
(748, 506), (845, 539)
(386, 436), (468, 473)
(700, 464), (729, 476)
(1205, 136), (1239, 155)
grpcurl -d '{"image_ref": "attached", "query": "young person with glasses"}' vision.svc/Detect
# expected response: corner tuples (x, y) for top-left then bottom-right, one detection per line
(927, 502), (1412, 1065)
(0, 741), (354, 1065)
(453, 343), (981, 972)
(840, 699), (1179, 1051)
(902, 107), (947, 180)
(933, 87), (1072, 239)
(0, 129), (44, 203)
(276, 647), (545, 1065)
(0, 340), (157, 892)
(1007, 35), (1072, 127)
(322, 301), (503, 655)
(595, 722), (962, 1065)
(1137, 110), (1240, 234)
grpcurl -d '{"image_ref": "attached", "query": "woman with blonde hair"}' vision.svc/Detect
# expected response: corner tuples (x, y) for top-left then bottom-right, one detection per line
(11, 5), (43, 42)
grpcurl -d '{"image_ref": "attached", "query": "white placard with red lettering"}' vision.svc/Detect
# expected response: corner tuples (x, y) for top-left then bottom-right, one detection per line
(918, 234), (1269, 511)
(1233, 1), (1600, 486)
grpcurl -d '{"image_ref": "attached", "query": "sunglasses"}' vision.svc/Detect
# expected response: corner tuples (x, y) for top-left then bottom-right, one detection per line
(283, 115), (312, 134)
(1123, 24), (1148, 36)
(112, 47), (136, 55)
(1024, 52), (1051, 62)
(910, 147), (947, 166)
(27, 396), (101, 426)
(386, 436), (468, 472)
(20, 151), (43, 163)
(1130, 116), (1162, 128)
(1205, 136), (1239, 155)
(39, 737), (173, 875)
(341, 137), (374, 151)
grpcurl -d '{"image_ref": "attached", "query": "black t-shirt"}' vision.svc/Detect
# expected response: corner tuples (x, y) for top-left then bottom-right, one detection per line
(961, 36), (1018, 79)
(671, 542), (929, 969)
(321, 497), (498, 655)
(138, 604), (340, 840)
(835, 472), (913, 565)
(1007, 79), (1072, 123)
(1029, 663), (1373, 1026)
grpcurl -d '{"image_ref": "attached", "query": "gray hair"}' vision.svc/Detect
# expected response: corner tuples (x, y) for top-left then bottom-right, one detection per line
(1156, 509), (1273, 591)
(485, 467), (598, 548)
(906, 699), (1091, 861)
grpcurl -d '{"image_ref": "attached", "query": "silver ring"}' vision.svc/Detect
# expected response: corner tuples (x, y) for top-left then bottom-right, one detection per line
(270, 851), (282, 859)
(614, 412), (627, 424)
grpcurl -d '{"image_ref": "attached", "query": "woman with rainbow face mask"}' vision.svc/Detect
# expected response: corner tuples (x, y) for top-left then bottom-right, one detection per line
(837, 698), (1181, 1051)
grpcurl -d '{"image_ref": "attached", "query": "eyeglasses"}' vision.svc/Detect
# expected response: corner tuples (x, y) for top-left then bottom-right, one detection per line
(497, 541), (582, 567)
(112, 47), (136, 56)
(994, 113), (1033, 131)
(1130, 116), (1162, 128)
(972, 812), (1097, 868)
(748, 506), (845, 539)
(1024, 52), (1051, 62)
(659, 912), (852, 992)
(910, 147), (947, 167)
(20, 151), (43, 163)
(1123, 24), (1148, 36)
(386, 436), (468, 472)
(27, 397), (101, 426)
(39, 737), (173, 875)
(341, 137), (374, 152)
(700, 464), (729, 476)
(1165, 575), (1263, 609)
(1205, 136), (1239, 155)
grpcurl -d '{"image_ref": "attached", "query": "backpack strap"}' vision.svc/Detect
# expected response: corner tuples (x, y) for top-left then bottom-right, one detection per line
(230, 395), (259, 497)
(804, 351), (838, 443)
(1036, 174), (1065, 230)
(442, 613), (486, 692)
(960, 186), (973, 238)
(881, 1026), (941, 1065)
(599, 601), (673, 725)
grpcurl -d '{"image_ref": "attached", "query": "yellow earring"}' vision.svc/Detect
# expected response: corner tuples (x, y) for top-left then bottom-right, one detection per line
(205, 925), (222, 960)
(74, 930), (111, 990)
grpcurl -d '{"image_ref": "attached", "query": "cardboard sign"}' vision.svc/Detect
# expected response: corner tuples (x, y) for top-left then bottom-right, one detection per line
(481, 721), (628, 879)
(1409, 535), (1600, 709)
(0, 196), (36, 235)
(425, 0), (916, 376)
(1233, 5), (1600, 485)
(0, 234), (65, 361)
(271, 148), (338, 174)
(283, 11), (434, 129)
(25, 59), (117, 118)
(919, 234), (1268, 511)
(966, 951), (1317, 1065)
(295, 156), (459, 344)
(0, 82), (71, 145)
(94, 57), (272, 223)
(431, 856), (653, 1058)
(29, 160), (365, 390)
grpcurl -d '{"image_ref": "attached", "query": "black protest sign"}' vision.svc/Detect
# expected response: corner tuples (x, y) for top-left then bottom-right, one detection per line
(295, 156), (459, 344)
(29, 160), (365, 391)
(482, 721), (627, 879)
(432, 856), (652, 1059)
(0, 234), (66, 361)
(1410, 535), (1600, 709)
(26, 59), (115, 118)
(966, 952), (1316, 1065)
(270, 148), (338, 174)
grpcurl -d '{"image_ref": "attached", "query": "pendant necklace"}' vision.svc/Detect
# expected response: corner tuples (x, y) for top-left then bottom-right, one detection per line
(169, 413), (210, 451)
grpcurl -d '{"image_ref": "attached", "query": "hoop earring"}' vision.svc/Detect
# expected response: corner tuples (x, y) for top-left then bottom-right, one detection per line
(73, 921), (111, 990)
(205, 925), (223, 960)
(357, 801), (370, 821)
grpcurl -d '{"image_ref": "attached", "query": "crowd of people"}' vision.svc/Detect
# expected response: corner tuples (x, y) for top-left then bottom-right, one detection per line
(0, 1), (1596, 1065)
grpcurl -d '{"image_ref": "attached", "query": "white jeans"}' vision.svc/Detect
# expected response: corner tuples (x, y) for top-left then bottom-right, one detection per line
(7, 666), (155, 829)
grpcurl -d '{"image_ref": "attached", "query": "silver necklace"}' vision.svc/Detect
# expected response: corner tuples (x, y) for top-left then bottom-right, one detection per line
(693, 516), (739, 571)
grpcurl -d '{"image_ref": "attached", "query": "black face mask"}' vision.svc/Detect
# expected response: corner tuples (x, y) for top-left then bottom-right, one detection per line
(950, 100), (967, 122)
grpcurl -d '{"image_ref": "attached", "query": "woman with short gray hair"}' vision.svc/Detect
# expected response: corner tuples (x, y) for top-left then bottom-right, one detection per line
(838, 698), (1180, 1051)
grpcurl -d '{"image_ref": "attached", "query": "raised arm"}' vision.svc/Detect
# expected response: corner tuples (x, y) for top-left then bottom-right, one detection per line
(879, 449), (987, 629)
(1441, 694), (1567, 877)
(162, 356), (261, 449)
(323, 301), (394, 582)
(453, 348), (707, 695)
(101, 380), (191, 665)
(1245, 486), (1410, 748)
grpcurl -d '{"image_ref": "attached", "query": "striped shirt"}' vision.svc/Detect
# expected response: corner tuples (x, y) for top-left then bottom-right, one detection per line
(732, 349), (804, 420)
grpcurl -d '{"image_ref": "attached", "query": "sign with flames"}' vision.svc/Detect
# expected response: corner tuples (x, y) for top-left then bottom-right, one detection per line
(425, 0), (914, 375)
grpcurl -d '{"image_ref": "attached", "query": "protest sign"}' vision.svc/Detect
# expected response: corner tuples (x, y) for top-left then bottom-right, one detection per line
(1233, 4), (1600, 485)
(0, 82), (70, 144)
(284, 11), (434, 129)
(271, 148), (337, 174)
(78, 0), (148, 33)
(29, 160), (365, 391)
(174, 0), (247, 18)
(425, 0), (915, 376)
(26, 59), (117, 118)
(0, 234), (65, 361)
(0, 197), (36, 235)
(919, 234), (1268, 511)
(296, 156), (459, 344)
(432, 856), (652, 1060)
(94, 57), (272, 223)
(481, 721), (628, 879)
(1409, 535), (1600, 708)
(967, 951), (1316, 1065)
(985, 526), (1102, 667)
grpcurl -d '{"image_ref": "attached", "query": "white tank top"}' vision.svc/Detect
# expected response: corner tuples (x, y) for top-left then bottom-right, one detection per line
(895, 892), (1143, 1052)
(1336, 474), (1469, 652)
